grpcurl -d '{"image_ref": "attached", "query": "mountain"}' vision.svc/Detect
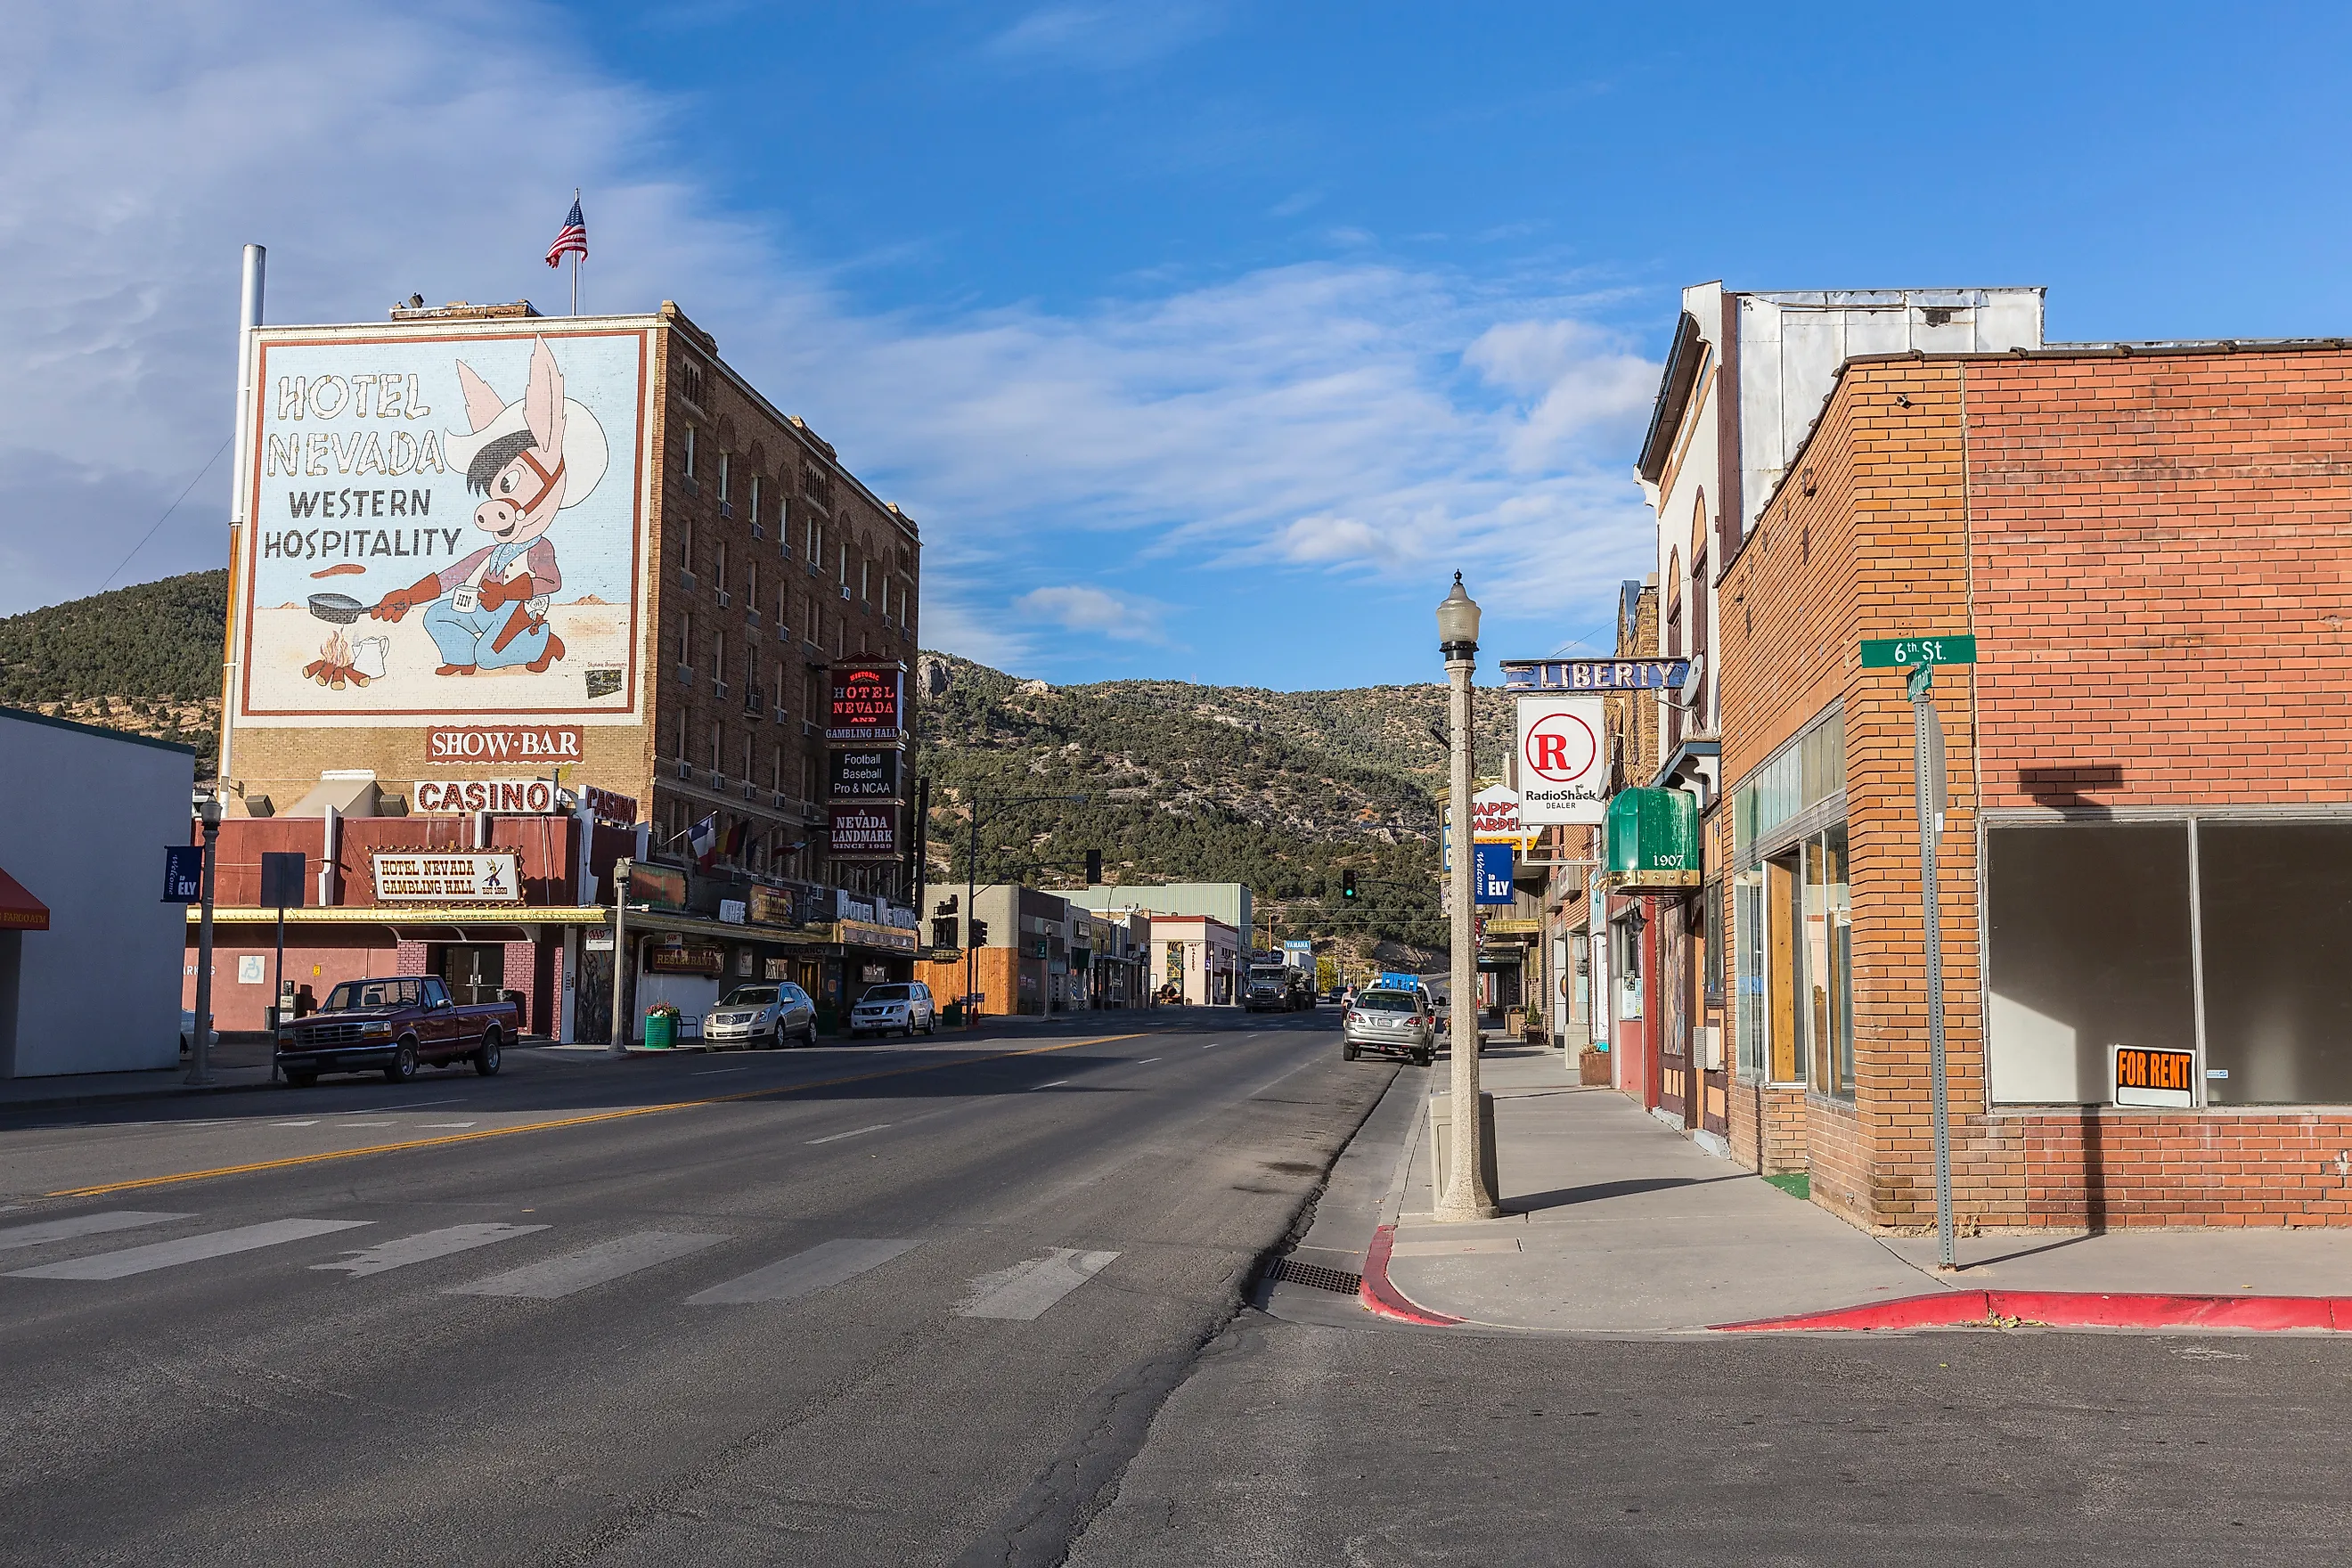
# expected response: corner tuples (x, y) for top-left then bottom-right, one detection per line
(0, 572), (1509, 962)
(913, 654), (1519, 960)
(0, 569), (227, 760)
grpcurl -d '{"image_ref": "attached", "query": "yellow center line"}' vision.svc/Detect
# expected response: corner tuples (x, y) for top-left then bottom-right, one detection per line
(45, 1033), (1147, 1199)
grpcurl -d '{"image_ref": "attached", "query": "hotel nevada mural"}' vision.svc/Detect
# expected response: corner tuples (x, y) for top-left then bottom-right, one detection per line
(235, 325), (650, 727)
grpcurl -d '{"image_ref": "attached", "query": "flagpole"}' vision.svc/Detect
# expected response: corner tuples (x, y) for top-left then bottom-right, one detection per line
(570, 187), (581, 315)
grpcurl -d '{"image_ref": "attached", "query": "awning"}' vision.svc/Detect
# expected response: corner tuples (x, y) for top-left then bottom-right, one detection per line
(1600, 788), (1703, 894)
(0, 867), (49, 931)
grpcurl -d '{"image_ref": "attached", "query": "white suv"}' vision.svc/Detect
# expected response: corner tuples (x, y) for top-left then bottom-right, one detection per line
(848, 981), (935, 1040)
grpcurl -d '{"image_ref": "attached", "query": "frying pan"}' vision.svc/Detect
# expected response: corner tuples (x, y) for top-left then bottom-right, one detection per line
(306, 592), (364, 625)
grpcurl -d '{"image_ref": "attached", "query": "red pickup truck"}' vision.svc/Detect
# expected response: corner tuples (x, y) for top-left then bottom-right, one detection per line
(274, 976), (516, 1087)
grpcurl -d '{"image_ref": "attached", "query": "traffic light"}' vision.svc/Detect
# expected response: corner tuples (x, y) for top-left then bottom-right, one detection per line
(1341, 870), (1358, 900)
(932, 917), (959, 949)
(935, 894), (960, 916)
(1085, 849), (1102, 884)
(969, 919), (989, 946)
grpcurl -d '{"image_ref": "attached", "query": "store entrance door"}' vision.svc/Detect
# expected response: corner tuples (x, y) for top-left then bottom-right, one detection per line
(574, 946), (614, 1044)
(1658, 901), (1692, 1125)
(439, 943), (506, 1007)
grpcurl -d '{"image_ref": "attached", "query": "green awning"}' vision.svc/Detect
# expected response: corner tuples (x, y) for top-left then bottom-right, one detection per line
(1601, 788), (1702, 893)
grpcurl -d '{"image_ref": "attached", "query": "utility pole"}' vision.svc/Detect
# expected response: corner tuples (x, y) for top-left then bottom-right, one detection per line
(1434, 575), (1499, 1219)
(184, 796), (222, 1086)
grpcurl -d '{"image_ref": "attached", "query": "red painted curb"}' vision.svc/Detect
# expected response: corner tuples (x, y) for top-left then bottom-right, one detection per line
(1711, 1288), (2352, 1334)
(1358, 1224), (1465, 1327)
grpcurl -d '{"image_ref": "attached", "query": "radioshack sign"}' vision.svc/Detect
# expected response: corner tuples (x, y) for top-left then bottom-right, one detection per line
(413, 779), (559, 813)
(1515, 696), (1605, 825)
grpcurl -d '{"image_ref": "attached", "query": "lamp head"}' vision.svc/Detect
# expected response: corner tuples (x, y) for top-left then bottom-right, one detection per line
(1435, 572), (1481, 658)
(193, 791), (223, 829)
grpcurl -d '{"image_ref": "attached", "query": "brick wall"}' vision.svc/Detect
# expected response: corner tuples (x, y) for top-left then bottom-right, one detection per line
(1720, 346), (2352, 1231)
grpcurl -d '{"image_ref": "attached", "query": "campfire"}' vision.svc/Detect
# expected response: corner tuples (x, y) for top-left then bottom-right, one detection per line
(304, 630), (370, 690)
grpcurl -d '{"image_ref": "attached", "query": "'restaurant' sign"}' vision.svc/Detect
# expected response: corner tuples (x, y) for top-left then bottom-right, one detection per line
(828, 804), (898, 860)
(828, 747), (902, 800)
(826, 666), (903, 743)
(426, 725), (584, 765)
(413, 779), (560, 813)
(372, 851), (521, 902)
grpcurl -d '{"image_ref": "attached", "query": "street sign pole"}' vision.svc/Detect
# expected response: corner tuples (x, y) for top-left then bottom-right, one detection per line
(1908, 661), (1956, 1270)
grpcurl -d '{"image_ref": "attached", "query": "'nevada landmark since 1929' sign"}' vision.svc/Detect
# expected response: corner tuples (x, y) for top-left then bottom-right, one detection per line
(827, 804), (899, 860)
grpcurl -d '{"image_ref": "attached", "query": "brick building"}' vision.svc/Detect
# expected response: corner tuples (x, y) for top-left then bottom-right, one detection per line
(192, 298), (924, 1043)
(1715, 337), (2352, 1229)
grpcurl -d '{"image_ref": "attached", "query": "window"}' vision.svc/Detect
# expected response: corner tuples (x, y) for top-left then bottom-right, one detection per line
(718, 450), (731, 502)
(715, 542), (729, 594)
(709, 723), (722, 772)
(712, 630), (726, 683)
(683, 425), (697, 477)
(678, 357), (705, 407)
(747, 558), (758, 606)
(838, 541), (849, 586)
(1798, 826), (1852, 1097)
(1734, 870), (1766, 1079)
(749, 473), (761, 522)
(678, 516), (693, 569)
(860, 559), (870, 602)
(2199, 822), (2352, 1103)
(679, 610), (694, 667)
(673, 709), (688, 760)
(1986, 823), (2195, 1104)
(771, 743), (783, 791)
(1613, 914), (1643, 1020)
(1734, 706), (1845, 858)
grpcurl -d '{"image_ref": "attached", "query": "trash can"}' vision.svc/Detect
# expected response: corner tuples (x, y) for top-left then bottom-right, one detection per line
(1426, 1090), (1499, 1207)
(642, 1011), (675, 1050)
(941, 1000), (964, 1027)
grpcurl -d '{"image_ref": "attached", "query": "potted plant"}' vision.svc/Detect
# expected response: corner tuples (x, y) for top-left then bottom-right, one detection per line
(642, 1000), (681, 1051)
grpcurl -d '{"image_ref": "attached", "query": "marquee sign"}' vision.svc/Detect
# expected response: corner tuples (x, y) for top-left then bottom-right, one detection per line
(371, 851), (521, 902)
(1501, 658), (1691, 692)
(412, 779), (560, 813)
(828, 747), (902, 800)
(826, 665), (904, 743)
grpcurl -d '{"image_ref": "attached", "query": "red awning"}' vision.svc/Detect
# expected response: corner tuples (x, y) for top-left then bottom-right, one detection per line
(0, 867), (50, 931)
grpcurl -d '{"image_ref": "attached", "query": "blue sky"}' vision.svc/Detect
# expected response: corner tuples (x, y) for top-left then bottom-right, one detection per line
(7, 2), (2351, 686)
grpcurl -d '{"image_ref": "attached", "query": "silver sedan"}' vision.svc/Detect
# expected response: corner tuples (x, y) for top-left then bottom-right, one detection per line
(1342, 989), (1434, 1066)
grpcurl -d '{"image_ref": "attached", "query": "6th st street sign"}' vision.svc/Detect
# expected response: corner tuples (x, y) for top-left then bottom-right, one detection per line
(1860, 634), (1977, 669)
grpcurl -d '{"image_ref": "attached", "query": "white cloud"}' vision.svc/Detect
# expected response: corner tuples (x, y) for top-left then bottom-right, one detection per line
(0, 0), (1662, 657)
(1013, 584), (1171, 644)
(986, 4), (1223, 70)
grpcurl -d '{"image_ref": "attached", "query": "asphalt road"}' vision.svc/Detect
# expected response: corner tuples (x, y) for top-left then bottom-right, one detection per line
(12, 1017), (2352, 1565)
(0, 1009), (1391, 1566)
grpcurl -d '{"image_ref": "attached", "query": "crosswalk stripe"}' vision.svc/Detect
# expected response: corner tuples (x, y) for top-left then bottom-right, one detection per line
(6, 1219), (372, 1280)
(0, 1210), (192, 1254)
(955, 1247), (1121, 1321)
(686, 1237), (919, 1306)
(310, 1222), (551, 1278)
(445, 1231), (725, 1300)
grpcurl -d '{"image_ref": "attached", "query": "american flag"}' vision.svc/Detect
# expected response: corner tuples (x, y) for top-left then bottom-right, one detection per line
(545, 196), (587, 268)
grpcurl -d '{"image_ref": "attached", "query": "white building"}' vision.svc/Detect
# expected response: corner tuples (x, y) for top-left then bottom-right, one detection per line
(0, 708), (198, 1077)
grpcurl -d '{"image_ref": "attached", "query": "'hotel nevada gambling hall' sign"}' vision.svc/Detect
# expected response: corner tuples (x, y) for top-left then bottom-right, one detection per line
(1502, 658), (1692, 692)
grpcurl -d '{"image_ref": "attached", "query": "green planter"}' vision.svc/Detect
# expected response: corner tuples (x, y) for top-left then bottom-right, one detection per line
(643, 1012), (675, 1050)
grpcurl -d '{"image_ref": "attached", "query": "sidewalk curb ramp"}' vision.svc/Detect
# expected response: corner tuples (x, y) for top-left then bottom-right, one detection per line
(1357, 1225), (1464, 1327)
(1711, 1289), (2352, 1334)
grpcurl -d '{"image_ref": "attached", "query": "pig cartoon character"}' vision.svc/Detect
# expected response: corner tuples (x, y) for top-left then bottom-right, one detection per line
(370, 337), (608, 674)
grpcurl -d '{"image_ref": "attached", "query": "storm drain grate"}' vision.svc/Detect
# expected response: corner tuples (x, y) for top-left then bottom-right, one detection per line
(1263, 1257), (1363, 1295)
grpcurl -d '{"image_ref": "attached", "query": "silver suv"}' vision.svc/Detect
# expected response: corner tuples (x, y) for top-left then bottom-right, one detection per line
(848, 981), (935, 1040)
(1342, 987), (1434, 1066)
(702, 983), (818, 1049)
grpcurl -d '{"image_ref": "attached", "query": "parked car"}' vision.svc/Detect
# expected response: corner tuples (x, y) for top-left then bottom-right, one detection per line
(847, 981), (935, 1040)
(178, 1009), (218, 1057)
(1341, 986), (1435, 1066)
(702, 982), (818, 1049)
(274, 976), (517, 1086)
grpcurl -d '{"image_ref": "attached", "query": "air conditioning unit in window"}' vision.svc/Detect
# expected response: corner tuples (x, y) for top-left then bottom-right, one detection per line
(773, 706), (789, 725)
(720, 500), (735, 520)
(680, 474), (699, 497)
(742, 782), (757, 801)
(713, 680), (728, 700)
(674, 664), (694, 686)
(675, 759), (692, 780)
(751, 522), (766, 541)
(745, 608), (762, 628)
(679, 569), (698, 591)
(710, 770), (727, 790)
(746, 686), (765, 713)
(802, 720), (819, 739)
(772, 790), (789, 809)
(839, 584), (851, 600)
(775, 623), (790, 641)
(716, 591), (731, 608)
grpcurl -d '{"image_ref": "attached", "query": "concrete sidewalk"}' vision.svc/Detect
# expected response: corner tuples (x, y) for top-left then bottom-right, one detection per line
(1376, 1048), (2352, 1333)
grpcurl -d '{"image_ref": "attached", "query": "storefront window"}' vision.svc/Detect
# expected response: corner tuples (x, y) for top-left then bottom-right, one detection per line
(1733, 871), (1765, 1080)
(1985, 822), (2194, 1104)
(1801, 826), (1853, 1098)
(2199, 821), (2352, 1104)
(1733, 706), (1845, 859)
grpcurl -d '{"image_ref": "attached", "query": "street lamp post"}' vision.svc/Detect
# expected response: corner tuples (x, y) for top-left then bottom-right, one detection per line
(185, 794), (223, 1086)
(1434, 573), (1499, 1220)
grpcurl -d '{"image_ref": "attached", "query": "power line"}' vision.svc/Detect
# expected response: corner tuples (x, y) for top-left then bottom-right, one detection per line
(95, 437), (233, 597)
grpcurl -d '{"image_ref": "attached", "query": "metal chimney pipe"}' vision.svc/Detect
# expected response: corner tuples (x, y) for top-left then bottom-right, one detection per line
(216, 244), (265, 796)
